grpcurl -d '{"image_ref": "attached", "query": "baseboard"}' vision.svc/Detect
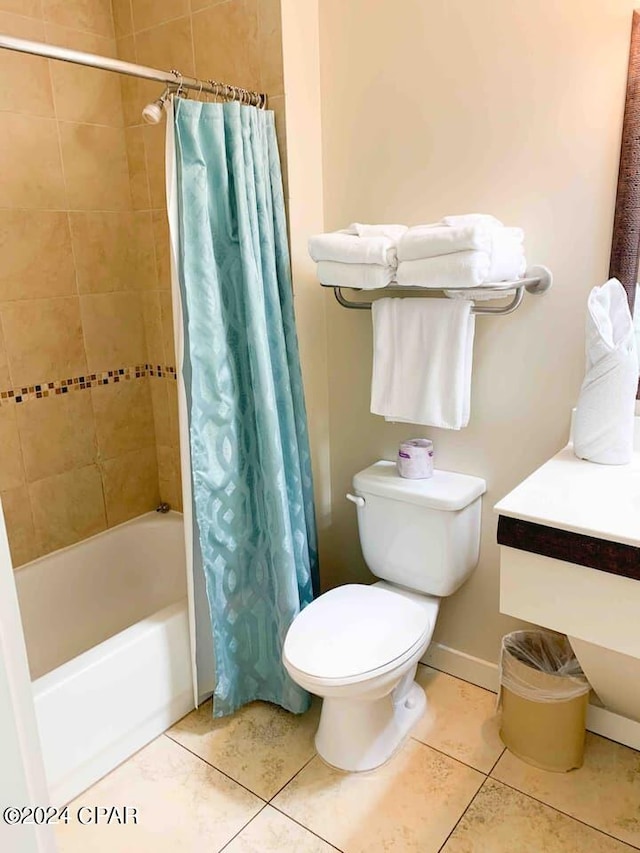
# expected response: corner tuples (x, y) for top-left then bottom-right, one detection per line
(49, 691), (195, 806)
(421, 642), (500, 692)
(422, 642), (640, 751)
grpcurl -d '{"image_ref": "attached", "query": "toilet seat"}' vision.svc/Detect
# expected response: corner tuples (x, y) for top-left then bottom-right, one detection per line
(283, 584), (433, 686)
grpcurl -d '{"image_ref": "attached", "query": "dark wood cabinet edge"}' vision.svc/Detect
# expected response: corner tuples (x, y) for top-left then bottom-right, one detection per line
(497, 515), (640, 582)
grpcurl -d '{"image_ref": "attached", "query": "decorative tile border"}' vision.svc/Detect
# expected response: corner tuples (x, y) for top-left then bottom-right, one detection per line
(0, 364), (177, 405)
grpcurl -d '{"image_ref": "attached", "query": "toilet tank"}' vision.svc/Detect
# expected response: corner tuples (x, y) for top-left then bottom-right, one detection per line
(352, 461), (486, 596)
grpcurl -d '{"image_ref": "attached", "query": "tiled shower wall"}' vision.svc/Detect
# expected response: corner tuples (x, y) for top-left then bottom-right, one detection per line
(0, 0), (285, 568)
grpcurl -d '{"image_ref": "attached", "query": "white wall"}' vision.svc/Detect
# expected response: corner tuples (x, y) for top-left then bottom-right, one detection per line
(315, 0), (636, 664)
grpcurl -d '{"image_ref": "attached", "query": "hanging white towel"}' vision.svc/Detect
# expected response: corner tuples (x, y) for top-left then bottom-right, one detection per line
(371, 298), (476, 429)
(573, 279), (638, 464)
(317, 260), (396, 290)
(308, 232), (397, 266)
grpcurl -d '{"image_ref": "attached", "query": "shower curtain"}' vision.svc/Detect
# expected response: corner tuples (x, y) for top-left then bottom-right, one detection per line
(167, 98), (319, 717)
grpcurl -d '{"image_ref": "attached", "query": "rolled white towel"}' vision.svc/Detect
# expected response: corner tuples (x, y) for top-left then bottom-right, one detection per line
(397, 223), (495, 262)
(317, 260), (396, 290)
(344, 223), (408, 241)
(308, 232), (397, 266)
(441, 213), (504, 229)
(397, 251), (491, 288)
(573, 279), (638, 464)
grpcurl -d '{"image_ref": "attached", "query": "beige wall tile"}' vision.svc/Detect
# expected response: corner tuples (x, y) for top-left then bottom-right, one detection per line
(112, 0), (133, 37)
(0, 486), (39, 567)
(152, 209), (171, 290)
(80, 292), (146, 371)
(125, 126), (151, 209)
(92, 377), (155, 459)
(0, 13), (54, 117)
(159, 291), (175, 365)
(257, 0), (283, 96)
(16, 392), (97, 482)
(29, 464), (107, 554)
(42, 0), (114, 38)
(150, 380), (170, 446)
(0, 321), (11, 389)
(166, 379), (179, 446)
(0, 406), (25, 491)
(0, 211), (76, 302)
(46, 25), (123, 126)
(0, 113), (66, 209)
(141, 124), (167, 209)
(1, 297), (87, 387)
(101, 445), (159, 525)
(190, 0), (228, 13)
(69, 211), (156, 293)
(131, 0), (189, 32)
(0, 0), (41, 16)
(157, 443), (181, 510)
(135, 15), (195, 78)
(192, 0), (260, 90)
(59, 122), (132, 211)
(142, 291), (165, 364)
(116, 35), (157, 128)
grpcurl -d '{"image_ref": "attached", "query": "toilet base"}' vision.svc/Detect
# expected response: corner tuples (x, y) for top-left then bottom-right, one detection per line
(314, 675), (426, 772)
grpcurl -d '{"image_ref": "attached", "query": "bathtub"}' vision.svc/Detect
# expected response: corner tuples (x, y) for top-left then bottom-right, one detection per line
(14, 511), (194, 806)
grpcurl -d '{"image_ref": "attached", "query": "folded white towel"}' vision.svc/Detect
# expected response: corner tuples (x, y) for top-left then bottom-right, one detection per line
(397, 224), (494, 262)
(317, 260), (396, 290)
(308, 232), (397, 266)
(573, 279), (638, 464)
(397, 251), (491, 288)
(441, 213), (504, 229)
(344, 223), (409, 241)
(371, 297), (476, 429)
(488, 228), (526, 280)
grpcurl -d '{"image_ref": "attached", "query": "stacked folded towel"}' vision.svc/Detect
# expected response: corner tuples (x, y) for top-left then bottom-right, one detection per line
(308, 223), (407, 290)
(396, 214), (526, 290)
(309, 215), (526, 292)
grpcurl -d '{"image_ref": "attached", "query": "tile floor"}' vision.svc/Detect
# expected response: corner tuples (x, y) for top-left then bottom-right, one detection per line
(55, 665), (640, 852)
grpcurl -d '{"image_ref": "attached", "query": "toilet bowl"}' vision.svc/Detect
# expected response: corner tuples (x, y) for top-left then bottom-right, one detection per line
(283, 461), (486, 772)
(283, 582), (440, 771)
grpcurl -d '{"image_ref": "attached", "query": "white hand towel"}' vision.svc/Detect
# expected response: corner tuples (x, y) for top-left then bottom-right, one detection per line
(441, 213), (504, 229)
(573, 279), (638, 465)
(397, 251), (491, 288)
(371, 297), (476, 429)
(397, 224), (494, 261)
(308, 232), (397, 266)
(317, 260), (396, 290)
(345, 223), (409, 241)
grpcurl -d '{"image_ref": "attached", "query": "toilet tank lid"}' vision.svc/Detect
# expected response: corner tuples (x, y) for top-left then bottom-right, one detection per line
(353, 461), (486, 511)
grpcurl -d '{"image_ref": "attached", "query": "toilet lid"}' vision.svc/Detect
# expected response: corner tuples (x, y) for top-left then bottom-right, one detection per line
(283, 584), (429, 680)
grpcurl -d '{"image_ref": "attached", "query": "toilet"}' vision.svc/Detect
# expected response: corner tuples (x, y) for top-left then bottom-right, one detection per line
(283, 460), (486, 772)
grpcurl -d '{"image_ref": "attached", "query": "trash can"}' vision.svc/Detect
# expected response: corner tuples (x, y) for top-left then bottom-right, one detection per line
(499, 630), (590, 772)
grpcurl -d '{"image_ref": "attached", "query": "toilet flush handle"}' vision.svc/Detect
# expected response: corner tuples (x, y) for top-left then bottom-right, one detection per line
(346, 493), (365, 508)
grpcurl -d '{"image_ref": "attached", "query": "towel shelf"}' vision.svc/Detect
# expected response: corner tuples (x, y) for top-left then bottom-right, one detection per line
(323, 264), (553, 316)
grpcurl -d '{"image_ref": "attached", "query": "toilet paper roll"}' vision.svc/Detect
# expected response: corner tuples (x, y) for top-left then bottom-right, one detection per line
(397, 439), (434, 479)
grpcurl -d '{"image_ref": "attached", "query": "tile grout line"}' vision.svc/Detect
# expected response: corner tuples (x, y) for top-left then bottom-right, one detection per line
(487, 745), (506, 776)
(418, 661), (498, 698)
(268, 752), (317, 802)
(268, 801), (344, 852)
(436, 774), (490, 853)
(488, 775), (640, 851)
(215, 801), (270, 853)
(161, 732), (270, 804)
(407, 733), (499, 777)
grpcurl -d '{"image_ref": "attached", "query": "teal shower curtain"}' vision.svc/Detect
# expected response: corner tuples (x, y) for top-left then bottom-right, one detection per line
(172, 98), (319, 717)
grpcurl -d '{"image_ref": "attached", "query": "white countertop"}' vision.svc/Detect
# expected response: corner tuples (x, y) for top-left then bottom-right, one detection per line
(494, 421), (640, 548)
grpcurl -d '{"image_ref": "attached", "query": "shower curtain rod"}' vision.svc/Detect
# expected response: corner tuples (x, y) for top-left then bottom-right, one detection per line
(0, 34), (268, 108)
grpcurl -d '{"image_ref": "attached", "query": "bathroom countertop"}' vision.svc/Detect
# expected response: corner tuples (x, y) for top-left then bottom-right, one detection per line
(494, 441), (640, 548)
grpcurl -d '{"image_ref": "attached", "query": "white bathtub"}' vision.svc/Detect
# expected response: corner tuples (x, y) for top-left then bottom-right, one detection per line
(14, 511), (194, 806)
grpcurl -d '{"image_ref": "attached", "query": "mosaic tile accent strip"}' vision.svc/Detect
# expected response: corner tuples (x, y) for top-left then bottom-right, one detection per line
(0, 364), (177, 405)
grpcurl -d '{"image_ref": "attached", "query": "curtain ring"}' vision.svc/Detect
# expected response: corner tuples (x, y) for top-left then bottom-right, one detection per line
(196, 80), (204, 101)
(170, 69), (184, 98)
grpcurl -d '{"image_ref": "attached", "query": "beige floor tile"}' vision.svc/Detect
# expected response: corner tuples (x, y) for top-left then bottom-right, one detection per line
(412, 665), (504, 772)
(272, 740), (484, 853)
(167, 698), (320, 800)
(442, 778), (636, 853)
(55, 735), (263, 853)
(492, 732), (640, 847)
(225, 805), (338, 852)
